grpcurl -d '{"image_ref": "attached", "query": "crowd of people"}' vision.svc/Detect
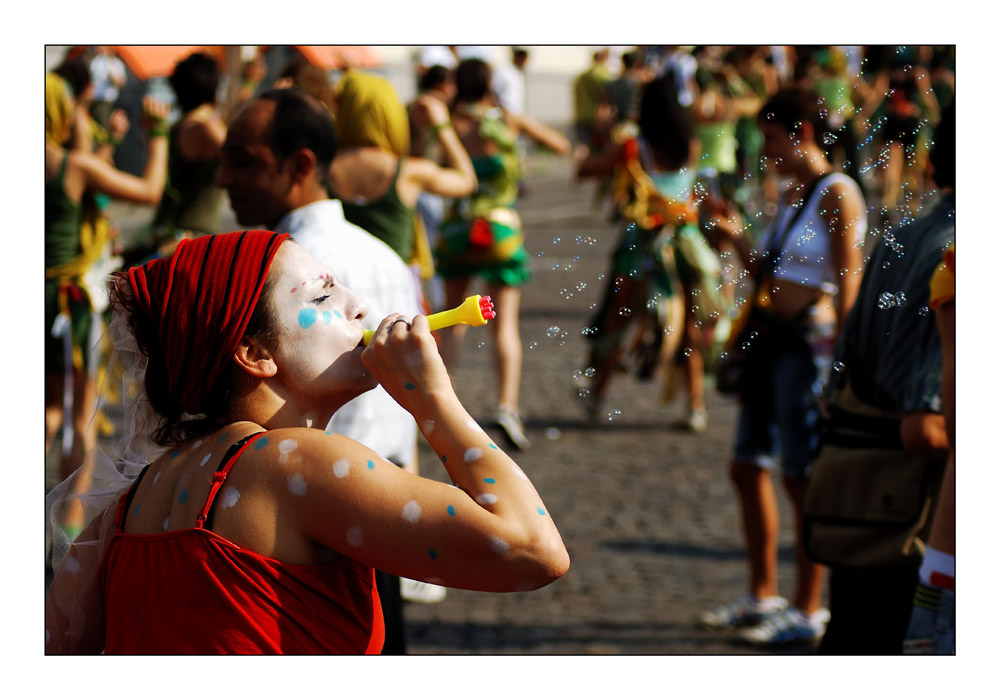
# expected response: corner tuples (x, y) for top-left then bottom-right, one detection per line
(44, 45), (954, 656)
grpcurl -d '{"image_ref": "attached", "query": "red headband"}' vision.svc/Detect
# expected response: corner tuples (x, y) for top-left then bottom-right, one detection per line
(128, 231), (290, 415)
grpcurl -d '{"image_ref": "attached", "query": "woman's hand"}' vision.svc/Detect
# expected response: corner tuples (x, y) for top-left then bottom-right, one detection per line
(361, 314), (455, 415)
(141, 96), (171, 136)
(414, 93), (451, 130)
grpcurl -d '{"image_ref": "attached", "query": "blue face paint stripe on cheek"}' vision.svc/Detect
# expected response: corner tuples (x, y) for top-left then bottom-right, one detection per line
(333, 310), (344, 319)
(298, 308), (318, 328)
(323, 310), (333, 325)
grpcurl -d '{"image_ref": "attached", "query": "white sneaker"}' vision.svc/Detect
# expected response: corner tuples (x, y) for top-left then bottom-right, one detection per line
(699, 594), (787, 629)
(686, 408), (708, 432)
(738, 606), (830, 645)
(400, 577), (447, 604)
(495, 406), (531, 450)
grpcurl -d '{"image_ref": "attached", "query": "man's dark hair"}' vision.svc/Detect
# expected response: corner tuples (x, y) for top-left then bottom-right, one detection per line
(258, 87), (338, 186)
(455, 58), (492, 102)
(929, 102), (955, 189)
(170, 52), (220, 112)
(621, 51), (637, 71)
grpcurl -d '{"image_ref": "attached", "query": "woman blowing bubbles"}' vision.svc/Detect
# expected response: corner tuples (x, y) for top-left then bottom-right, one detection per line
(45, 230), (569, 654)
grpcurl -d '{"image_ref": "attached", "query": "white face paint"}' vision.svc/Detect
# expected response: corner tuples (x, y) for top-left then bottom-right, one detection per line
(346, 525), (364, 547)
(287, 474), (308, 496)
(220, 486), (240, 509)
(488, 535), (510, 556)
(401, 500), (422, 523)
(268, 243), (375, 406)
(332, 459), (350, 478)
(476, 493), (499, 505)
(464, 447), (484, 463)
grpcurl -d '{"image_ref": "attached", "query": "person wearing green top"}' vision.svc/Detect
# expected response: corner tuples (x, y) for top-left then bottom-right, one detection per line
(45, 72), (170, 538)
(435, 58), (571, 451)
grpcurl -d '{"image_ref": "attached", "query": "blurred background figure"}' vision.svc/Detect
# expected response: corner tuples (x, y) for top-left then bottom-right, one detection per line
(435, 57), (571, 450)
(88, 46), (127, 130)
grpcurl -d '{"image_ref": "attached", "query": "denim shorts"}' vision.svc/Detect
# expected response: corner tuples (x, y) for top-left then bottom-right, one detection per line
(732, 342), (823, 478)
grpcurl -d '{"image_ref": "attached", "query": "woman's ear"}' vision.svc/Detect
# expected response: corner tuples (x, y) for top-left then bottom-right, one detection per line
(233, 336), (277, 379)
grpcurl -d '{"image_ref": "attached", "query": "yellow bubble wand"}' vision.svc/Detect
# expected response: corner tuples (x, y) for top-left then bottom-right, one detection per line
(362, 295), (496, 346)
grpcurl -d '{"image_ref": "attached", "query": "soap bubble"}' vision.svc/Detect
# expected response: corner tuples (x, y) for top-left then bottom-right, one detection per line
(894, 291), (907, 307)
(584, 367), (596, 378)
(822, 132), (838, 145)
(607, 409), (621, 422)
(877, 292), (896, 309)
(546, 326), (560, 337)
(833, 361), (846, 373)
(618, 307), (632, 317)
(918, 306), (931, 317)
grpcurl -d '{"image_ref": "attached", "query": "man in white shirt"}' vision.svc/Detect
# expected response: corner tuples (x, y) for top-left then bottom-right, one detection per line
(218, 87), (427, 653)
(491, 47), (529, 116)
(217, 88), (421, 471)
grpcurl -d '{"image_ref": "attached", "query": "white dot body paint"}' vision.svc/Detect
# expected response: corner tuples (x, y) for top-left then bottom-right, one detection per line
(200, 453), (213, 467)
(401, 500), (422, 523)
(464, 447), (484, 463)
(163, 517), (170, 531)
(220, 486), (240, 509)
(278, 439), (298, 464)
(287, 474), (308, 496)
(422, 419), (436, 435)
(303, 411), (319, 428)
(193, 439), (203, 449)
(466, 419), (485, 434)
(153, 471), (161, 485)
(511, 464), (530, 482)
(332, 459), (350, 479)
(62, 556), (81, 575)
(476, 493), (499, 505)
(346, 526), (364, 547)
(488, 535), (510, 556)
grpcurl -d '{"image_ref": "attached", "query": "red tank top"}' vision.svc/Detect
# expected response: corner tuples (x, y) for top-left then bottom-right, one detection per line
(99, 432), (384, 654)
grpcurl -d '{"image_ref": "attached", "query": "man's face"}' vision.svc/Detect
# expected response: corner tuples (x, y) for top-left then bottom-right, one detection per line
(217, 99), (293, 228)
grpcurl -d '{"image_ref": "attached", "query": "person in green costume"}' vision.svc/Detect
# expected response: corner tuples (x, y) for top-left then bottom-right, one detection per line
(45, 72), (170, 538)
(435, 58), (571, 450)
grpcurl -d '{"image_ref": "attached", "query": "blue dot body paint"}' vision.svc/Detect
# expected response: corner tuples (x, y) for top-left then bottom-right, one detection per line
(333, 310), (344, 319)
(298, 308), (318, 328)
(217, 432), (229, 443)
(254, 436), (269, 450)
(367, 460), (375, 470)
(322, 310), (333, 325)
(441, 455), (447, 463)
(447, 505), (456, 517)
(170, 449), (179, 459)
(537, 507), (546, 515)
(133, 503), (141, 516)
(484, 477), (496, 484)
(179, 489), (189, 505)
(429, 549), (438, 559)
(488, 443), (498, 450)
(404, 382), (416, 391)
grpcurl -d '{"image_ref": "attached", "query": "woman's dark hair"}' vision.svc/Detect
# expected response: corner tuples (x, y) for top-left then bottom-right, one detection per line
(107, 268), (280, 445)
(54, 56), (92, 99)
(455, 58), (492, 103)
(639, 75), (692, 170)
(277, 57), (336, 113)
(929, 102), (955, 189)
(758, 87), (829, 142)
(418, 64), (451, 93)
(169, 52), (220, 112)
